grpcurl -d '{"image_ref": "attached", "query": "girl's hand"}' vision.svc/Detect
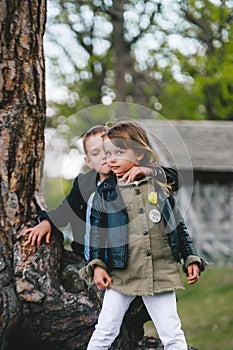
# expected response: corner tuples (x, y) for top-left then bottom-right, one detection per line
(187, 263), (200, 284)
(117, 165), (154, 183)
(24, 220), (52, 247)
(94, 266), (112, 290)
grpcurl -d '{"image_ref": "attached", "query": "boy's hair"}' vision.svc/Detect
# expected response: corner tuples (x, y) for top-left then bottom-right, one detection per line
(106, 121), (158, 166)
(83, 125), (109, 154)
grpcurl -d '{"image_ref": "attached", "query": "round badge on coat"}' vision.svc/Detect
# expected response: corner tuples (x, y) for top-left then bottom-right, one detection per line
(149, 208), (161, 223)
(148, 191), (158, 204)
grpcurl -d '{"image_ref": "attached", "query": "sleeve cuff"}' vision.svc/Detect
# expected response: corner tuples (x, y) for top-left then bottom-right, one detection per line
(78, 259), (107, 286)
(183, 255), (208, 274)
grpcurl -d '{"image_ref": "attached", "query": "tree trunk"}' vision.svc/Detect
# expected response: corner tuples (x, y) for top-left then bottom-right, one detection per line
(111, 0), (150, 106)
(0, 1), (100, 348)
(0, 0), (47, 340)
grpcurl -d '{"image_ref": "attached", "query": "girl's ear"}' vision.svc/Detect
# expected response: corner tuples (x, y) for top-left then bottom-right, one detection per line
(136, 150), (145, 162)
(84, 155), (93, 169)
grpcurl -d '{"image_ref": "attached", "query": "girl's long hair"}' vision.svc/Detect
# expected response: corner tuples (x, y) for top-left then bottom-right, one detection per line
(106, 121), (171, 193)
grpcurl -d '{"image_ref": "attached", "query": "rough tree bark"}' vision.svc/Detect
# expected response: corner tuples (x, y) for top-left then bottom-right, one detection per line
(0, 1), (100, 349)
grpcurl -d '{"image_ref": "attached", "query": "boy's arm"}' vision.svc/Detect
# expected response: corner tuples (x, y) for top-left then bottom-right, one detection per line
(38, 175), (81, 228)
(161, 167), (183, 191)
(24, 219), (52, 246)
(24, 176), (81, 247)
(118, 165), (183, 192)
(152, 166), (183, 191)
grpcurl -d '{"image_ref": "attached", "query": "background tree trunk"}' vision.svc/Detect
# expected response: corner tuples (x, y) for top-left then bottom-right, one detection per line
(111, 0), (150, 106)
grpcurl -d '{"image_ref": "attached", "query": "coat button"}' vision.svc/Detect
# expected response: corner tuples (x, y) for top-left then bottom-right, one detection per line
(139, 208), (144, 214)
(146, 250), (151, 256)
(135, 189), (141, 195)
(143, 230), (148, 235)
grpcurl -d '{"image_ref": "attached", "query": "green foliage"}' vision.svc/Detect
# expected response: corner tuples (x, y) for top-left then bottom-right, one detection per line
(195, 55), (233, 120)
(45, 0), (233, 128)
(42, 175), (73, 210)
(144, 266), (233, 349)
(158, 82), (204, 120)
(177, 266), (233, 349)
(45, 101), (154, 154)
(177, 0), (233, 120)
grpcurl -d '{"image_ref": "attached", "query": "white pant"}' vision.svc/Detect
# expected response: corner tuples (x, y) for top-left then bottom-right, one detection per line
(87, 288), (187, 350)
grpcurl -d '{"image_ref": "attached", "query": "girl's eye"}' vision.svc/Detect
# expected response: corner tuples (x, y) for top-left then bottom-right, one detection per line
(117, 150), (123, 155)
(105, 151), (111, 157)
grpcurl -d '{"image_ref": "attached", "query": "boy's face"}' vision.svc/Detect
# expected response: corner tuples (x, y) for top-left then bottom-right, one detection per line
(84, 133), (111, 180)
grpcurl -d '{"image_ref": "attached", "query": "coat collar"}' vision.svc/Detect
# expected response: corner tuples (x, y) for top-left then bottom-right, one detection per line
(118, 176), (169, 199)
(98, 174), (170, 202)
(98, 172), (117, 191)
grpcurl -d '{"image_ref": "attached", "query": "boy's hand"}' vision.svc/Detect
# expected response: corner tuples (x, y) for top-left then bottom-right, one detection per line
(187, 263), (200, 284)
(24, 220), (52, 247)
(94, 266), (112, 290)
(117, 165), (154, 183)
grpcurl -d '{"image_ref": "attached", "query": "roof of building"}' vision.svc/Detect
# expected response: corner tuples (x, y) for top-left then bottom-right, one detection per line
(141, 119), (233, 172)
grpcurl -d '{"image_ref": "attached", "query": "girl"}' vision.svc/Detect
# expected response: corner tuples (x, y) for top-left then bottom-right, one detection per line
(79, 121), (206, 350)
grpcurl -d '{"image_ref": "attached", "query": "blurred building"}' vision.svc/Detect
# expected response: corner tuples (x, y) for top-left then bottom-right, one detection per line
(143, 120), (233, 265)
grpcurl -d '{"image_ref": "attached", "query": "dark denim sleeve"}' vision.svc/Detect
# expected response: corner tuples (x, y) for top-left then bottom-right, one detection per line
(154, 166), (183, 192)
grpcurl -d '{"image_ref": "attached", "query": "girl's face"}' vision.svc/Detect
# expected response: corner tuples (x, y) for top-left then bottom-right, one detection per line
(104, 137), (143, 176)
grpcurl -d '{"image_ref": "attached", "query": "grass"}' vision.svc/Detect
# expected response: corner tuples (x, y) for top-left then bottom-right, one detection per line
(144, 265), (233, 350)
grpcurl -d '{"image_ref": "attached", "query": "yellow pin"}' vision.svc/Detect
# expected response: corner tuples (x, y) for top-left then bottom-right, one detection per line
(148, 191), (158, 205)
